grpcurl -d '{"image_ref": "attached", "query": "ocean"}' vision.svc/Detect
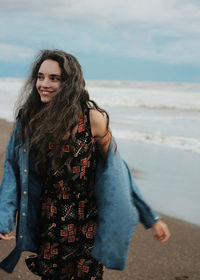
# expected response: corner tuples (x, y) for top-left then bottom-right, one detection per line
(0, 78), (200, 226)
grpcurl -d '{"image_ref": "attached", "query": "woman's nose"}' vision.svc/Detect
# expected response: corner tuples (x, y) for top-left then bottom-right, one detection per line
(41, 78), (50, 88)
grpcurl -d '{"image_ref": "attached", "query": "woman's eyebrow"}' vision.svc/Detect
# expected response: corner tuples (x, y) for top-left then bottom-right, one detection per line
(50, 74), (61, 77)
(37, 72), (61, 77)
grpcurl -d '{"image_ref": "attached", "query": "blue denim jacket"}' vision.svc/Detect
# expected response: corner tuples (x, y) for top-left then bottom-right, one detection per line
(0, 122), (160, 273)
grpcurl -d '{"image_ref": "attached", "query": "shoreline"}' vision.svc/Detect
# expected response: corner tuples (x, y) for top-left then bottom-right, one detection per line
(0, 118), (200, 279)
(116, 137), (200, 227)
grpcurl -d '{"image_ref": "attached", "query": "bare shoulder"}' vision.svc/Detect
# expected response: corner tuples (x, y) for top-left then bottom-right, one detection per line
(89, 109), (106, 124)
(89, 109), (107, 137)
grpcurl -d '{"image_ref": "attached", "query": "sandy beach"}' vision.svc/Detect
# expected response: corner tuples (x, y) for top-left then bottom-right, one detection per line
(0, 118), (200, 280)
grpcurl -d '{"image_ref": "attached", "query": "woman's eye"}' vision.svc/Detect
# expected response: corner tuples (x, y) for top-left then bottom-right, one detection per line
(37, 75), (43, 80)
(51, 76), (60, 81)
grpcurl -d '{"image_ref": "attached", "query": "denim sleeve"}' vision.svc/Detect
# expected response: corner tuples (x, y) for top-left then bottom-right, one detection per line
(0, 123), (19, 234)
(124, 160), (161, 229)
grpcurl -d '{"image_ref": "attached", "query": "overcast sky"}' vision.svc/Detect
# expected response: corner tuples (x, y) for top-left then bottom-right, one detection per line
(0, 0), (200, 82)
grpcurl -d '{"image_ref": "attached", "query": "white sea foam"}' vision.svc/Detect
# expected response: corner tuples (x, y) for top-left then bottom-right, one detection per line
(0, 78), (24, 121)
(112, 129), (200, 154)
(87, 81), (200, 112)
(0, 78), (200, 118)
(92, 96), (200, 111)
(0, 78), (200, 155)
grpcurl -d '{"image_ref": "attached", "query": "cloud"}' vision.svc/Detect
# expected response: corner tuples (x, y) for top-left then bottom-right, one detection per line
(0, 0), (200, 66)
(2, 0), (199, 26)
(0, 43), (34, 62)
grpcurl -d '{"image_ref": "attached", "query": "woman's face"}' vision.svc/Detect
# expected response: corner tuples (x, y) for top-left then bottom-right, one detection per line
(36, 59), (62, 103)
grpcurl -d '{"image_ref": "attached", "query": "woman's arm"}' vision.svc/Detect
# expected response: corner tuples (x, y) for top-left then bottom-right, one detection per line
(89, 109), (111, 160)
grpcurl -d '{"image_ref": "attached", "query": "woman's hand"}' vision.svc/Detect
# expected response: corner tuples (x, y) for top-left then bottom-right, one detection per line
(0, 230), (15, 241)
(151, 220), (170, 243)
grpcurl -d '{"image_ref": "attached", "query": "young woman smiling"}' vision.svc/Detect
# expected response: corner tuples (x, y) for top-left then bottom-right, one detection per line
(0, 49), (170, 280)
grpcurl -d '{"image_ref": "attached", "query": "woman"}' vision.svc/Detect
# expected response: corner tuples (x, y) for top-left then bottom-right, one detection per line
(0, 50), (170, 279)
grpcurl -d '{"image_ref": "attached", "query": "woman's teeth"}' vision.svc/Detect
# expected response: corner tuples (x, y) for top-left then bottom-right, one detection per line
(42, 91), (52, 95)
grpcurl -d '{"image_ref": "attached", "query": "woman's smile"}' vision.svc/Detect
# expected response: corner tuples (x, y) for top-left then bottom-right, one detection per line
(40, 90), (54, 96)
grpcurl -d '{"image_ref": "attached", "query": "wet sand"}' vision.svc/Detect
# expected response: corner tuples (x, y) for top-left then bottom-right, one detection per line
(0, 119), (200, 280)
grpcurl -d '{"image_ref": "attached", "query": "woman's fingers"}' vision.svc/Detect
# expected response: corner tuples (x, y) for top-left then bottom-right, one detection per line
(0, 231), (15, 241)
(152, 220), (171, 243)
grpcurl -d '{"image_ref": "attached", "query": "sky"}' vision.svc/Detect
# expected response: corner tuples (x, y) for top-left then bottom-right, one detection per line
(0, 0), (200, 82)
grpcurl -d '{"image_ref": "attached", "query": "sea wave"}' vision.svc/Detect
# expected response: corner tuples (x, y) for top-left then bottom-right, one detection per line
(93, 97), (200, 111)
(87, 80), (200, 112)
(0, 78), (200, 112)
(112, 129), (200, 154)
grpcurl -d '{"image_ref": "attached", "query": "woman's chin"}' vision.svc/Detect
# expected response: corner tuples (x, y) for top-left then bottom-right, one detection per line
(40, 96), (52, 103)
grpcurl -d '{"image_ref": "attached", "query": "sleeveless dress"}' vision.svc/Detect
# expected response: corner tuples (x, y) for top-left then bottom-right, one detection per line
(25, 109), (104, 280)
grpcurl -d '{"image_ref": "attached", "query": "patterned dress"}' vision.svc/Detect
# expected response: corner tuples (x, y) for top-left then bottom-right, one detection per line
(25, 109), (104, 280)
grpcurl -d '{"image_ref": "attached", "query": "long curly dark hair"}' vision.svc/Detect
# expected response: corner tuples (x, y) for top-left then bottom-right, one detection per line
(15, 49), (114, 174)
